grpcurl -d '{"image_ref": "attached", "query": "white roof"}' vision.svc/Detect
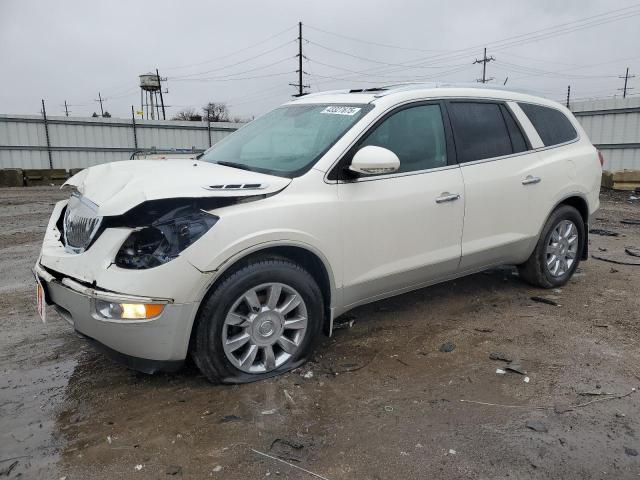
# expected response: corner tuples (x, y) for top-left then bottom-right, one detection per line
(288, 83), (564, 110)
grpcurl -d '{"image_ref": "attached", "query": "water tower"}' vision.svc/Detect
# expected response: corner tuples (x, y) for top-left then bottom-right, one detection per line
(139, 72), (166, 120)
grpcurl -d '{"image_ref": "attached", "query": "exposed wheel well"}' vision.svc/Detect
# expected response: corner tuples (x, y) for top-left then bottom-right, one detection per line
(189, 246), (333, 354)
(557, 195), (589, 260)
(558, 195), (589, 225)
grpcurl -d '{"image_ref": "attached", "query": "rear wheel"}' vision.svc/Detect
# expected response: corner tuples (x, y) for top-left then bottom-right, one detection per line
(518, 205), (585, 288)
(191, 258), (323, 383)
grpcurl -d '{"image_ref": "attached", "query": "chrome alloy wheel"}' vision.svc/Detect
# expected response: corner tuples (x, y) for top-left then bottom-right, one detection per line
(222, 283), (308, 373)
(545, 220), (579, 277)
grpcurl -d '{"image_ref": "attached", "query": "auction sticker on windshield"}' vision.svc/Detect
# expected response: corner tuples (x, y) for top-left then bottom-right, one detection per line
(321, 106), (361, 116)
(36, 277), (46, 323)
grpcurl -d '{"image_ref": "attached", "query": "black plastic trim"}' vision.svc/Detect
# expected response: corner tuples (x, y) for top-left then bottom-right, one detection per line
(78, 332), (184, 374)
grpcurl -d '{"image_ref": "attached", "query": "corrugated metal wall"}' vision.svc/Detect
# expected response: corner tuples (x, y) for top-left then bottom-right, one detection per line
(2, 100), (639, 172)
(571, 97), (640, 172)
(0, 114), (240, 170)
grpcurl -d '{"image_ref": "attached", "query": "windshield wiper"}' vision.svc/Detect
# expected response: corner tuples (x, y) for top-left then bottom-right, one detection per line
(216, 161), (255, 172)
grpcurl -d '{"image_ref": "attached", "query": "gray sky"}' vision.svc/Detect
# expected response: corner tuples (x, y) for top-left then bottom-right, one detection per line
(1, 0), (639, 120)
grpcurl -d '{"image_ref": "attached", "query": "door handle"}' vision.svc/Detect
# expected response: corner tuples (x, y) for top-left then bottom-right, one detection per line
(435, 193), (460, 204)
(522, 175), (541, 185)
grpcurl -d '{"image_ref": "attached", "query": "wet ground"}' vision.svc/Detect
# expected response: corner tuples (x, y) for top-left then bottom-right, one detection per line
(1, 186), (639, 479)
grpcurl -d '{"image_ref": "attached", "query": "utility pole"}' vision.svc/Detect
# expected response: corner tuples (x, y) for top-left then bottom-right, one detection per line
(63, 100), (70, 117)
(156, 68), (166, 120)
(289, 21), (309, 97)
(618, 67), (635, 99)
(566, 85), (571, 108)
(96, 92), (104, 116)
(41, 100), (53, 169)
(473, 48), (495, 83)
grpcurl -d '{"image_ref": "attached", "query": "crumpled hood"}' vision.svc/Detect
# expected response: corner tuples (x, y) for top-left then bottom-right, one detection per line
(64, 159), (291, 216)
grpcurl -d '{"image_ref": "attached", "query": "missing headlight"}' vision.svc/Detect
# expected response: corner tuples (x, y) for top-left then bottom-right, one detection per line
(115, 206), (218, 269)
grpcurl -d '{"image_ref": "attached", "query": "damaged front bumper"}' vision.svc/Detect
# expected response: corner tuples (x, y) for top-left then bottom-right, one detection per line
(34, 262), (199, 373)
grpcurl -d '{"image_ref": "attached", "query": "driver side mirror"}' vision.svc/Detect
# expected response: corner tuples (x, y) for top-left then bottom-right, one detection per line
(349, 145), (400, 176)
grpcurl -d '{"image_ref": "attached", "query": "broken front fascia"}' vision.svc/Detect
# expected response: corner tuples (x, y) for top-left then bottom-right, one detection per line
(40, 194), (268, 304)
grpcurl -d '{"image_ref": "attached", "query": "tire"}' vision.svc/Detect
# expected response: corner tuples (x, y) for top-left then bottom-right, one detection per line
(518, 205), (585, 289)
(191, 258), (323, 384)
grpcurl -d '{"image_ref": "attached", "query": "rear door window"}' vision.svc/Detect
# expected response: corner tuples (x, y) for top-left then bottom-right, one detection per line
(517, 103), (577, 146)
(447, 102), (516, 163)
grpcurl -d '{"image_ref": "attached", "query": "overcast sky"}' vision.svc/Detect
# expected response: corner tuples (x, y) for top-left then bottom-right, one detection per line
(1, 0), (639, 120)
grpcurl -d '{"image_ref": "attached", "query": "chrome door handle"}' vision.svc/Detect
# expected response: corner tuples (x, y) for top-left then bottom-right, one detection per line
(435, 193), (460, 204)
(522, 175), (541, 185)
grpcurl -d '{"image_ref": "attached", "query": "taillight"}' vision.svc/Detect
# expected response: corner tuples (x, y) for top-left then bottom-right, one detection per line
(597, 150), (604, 167)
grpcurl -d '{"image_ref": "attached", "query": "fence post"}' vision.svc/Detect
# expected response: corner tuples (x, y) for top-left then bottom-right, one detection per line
(207, 115), (212, 148)
(41, 99), (53, 169)
(131, 105), (138, 158)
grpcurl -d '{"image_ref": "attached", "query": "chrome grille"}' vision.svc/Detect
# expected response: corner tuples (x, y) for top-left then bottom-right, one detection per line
(63, 193), (102, 254)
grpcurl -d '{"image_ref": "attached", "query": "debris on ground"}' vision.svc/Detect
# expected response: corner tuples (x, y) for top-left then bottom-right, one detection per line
(218, 415), (241, 423)
(625, 247), (640, 257)
(0, 460), (19, 476)
(554, 404), (574, 414)
(624, 447), (638, 457)
(592, 254), (640, 266)
(269, 438), (309, 462)
(525, 420), (548, 433)
(212, 465), (223, 472)
(531, 296), (559, 306)
(505, 361), (526, 375)
(524, 376), (530, 383)
(333, 315), (356, 330)
(439, 342), (455, 353)
(495, 368), (506, 375)
(261, 409), (277, 415)
(474, 327), (494, 333)
(302, 371), (314, 379)
(598, 247), (608, 251)
(448, 449), (457, 455)
(166, 465), (182, 476)
(134, 464), (144, 471)
(589, 228), (619, 236)
(489, 352), (512, 362)
(621, 219), (640, 225)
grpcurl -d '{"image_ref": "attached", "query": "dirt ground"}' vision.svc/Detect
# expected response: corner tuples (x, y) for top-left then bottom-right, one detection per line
(1, 186), (639, 480)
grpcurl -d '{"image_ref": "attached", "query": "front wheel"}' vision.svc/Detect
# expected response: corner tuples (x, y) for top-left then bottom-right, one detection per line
(191, 258), (323, 383)
(518, 205), (585, 288)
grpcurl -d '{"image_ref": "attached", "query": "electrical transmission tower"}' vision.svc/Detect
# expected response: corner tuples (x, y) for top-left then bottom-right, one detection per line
(473, 48), (495, 83)
(618, 67), (635, 98)
(289, 22), (309, 97)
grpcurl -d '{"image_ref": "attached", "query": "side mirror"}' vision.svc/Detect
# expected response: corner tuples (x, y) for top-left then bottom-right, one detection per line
(349, 145), (400, 176)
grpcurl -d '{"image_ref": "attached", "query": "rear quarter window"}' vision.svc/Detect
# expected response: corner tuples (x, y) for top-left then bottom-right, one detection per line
(518, 103), (577, 147)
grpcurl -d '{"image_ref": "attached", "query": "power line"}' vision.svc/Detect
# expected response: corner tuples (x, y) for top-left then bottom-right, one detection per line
(322, 4), (640, 80)
(163, 25), (297, 71)
(170, 71), (294, 83)
(168, 56), (293, 81)
(304, 24), (447, 53)
(168, 39), (295, 79)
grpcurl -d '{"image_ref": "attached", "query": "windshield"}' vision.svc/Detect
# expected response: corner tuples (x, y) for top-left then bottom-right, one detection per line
(200, 103), (372, 177)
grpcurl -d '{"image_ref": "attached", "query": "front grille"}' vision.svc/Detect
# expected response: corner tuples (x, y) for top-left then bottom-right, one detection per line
(63, 193), (102, 253)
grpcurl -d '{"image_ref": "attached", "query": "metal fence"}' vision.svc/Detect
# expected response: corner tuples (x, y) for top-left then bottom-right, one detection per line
(571, 97), (640, 172)
(0, 113), (241, 170)
(2, 96), (639, 172)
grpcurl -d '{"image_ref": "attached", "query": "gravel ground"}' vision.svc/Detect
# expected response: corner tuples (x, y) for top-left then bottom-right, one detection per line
(1, 186), (639, 479)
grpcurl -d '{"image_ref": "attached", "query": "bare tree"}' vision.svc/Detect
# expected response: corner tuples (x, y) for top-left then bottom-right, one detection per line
(102, 111), (111, 118)
(172, 108), (202, 121)
(202, 102), (229, 122)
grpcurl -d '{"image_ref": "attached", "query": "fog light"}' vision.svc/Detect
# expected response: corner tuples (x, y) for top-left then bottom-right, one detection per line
(96, 300), (164, 320)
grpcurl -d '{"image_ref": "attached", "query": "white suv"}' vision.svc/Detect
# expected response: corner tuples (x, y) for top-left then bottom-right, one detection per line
(34, 85), (602, 383)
